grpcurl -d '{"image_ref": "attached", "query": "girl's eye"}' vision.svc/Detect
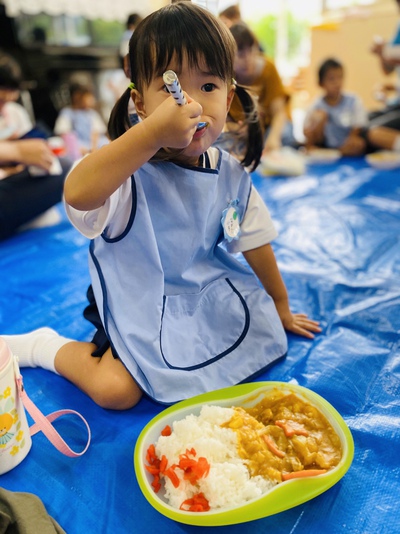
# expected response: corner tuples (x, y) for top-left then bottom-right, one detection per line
(202, 83), (216, 93)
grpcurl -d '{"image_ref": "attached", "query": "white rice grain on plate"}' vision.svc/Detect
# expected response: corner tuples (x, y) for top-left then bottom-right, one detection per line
(154, 405), (276, 510)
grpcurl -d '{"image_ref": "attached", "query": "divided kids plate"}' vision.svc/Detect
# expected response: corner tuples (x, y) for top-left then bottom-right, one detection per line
(134, 382), (354, 526)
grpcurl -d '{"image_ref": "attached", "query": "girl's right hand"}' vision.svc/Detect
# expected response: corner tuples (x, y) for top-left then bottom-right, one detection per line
(146, 93), (203, 150)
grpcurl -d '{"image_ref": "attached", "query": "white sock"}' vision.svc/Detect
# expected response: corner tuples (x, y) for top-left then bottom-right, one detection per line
(392, 135), (400, 152)
(2, 327), (74, 374)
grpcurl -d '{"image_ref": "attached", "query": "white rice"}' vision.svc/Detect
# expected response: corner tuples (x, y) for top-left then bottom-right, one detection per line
(154, 405), (276, 510)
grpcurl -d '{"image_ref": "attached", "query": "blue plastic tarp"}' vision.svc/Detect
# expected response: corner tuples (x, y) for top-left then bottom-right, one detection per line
(0, 157), (399, 533)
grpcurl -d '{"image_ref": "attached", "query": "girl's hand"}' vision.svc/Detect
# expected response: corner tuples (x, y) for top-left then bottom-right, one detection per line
(279, 310), (322, 339)
(145, 93), (203, 150)
(242, 244), (321, 340)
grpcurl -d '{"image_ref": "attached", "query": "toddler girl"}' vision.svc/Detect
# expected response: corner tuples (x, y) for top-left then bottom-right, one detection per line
(4, 3), (320, 408)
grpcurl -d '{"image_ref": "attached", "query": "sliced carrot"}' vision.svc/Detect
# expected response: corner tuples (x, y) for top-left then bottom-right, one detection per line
(161, 425), (172, 436)
(151, 474), (161, 493)
(144, 464), (160, 476)
(179, 492), (210, 512)
(282, 469), (327, 481)
(178, 457), (197, 470)
(262, 434), (286, 458)
(164, 467), (181, 488)
(146, 443), (158, 465)
(196, 457), (210, 477)
(178, 450), (210, 485)
(183, 459), (210, 485)
(159, 454), (168, 474)
(145, 443), (163, 492)
(145, 445), (210, 495)
(275, 420), (309, 438)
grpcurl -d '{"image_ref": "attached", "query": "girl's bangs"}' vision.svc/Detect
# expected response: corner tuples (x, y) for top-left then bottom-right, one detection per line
(136, 6), (234, 85)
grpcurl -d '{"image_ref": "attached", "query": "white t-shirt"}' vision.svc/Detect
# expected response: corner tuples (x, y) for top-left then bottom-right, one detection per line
(304, 92), (368, 148)
(0, 102), (33, 140)
(65, 148), (277, 252)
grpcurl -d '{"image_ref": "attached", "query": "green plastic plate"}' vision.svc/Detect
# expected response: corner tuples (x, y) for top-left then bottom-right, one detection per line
(134, 382), (354, 526)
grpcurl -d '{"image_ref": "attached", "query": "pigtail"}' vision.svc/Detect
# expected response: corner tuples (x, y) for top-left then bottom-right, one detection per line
(107, 88), (133, 141)
(232, 84), (263, 172)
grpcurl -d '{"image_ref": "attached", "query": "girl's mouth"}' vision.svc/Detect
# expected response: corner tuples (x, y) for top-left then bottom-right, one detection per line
(192, 121), (209, 141)
(196, 121), (209, 132)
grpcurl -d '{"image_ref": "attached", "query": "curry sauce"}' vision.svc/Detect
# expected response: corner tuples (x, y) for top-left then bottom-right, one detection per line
(222, 390), (342, 483)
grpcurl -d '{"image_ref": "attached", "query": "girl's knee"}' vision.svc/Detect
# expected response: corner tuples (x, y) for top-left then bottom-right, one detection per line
(93, 380), (142, 410)
(91, 367), (143, 410)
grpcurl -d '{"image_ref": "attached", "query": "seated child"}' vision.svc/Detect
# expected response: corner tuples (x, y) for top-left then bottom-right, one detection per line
(303, 58), (370, 156)
(304, 57), (400, 155)
(54, 83), (109, 156)
(0, 52), (33, 140)
(3, 3), (320, 409)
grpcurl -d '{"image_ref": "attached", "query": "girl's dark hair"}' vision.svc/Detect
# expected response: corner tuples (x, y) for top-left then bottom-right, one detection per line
(318, 58), (343, 85)
(108, 2), (262, 171)
(229, 85), (263, 171)
(229, 21), (257, 51)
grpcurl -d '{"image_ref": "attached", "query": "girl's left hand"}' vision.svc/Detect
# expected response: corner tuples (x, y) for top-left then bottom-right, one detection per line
(280, 312), (321, 339)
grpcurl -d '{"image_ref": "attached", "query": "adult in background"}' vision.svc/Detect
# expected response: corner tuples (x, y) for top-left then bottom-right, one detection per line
(0, 51), (71, 240)
(214, 22), (295, 159)
(0, 138), (71, 240)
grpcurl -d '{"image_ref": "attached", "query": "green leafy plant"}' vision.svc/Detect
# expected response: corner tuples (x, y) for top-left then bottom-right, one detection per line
(251, 12), (308, 60)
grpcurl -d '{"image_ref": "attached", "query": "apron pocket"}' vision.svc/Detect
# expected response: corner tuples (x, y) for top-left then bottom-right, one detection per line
(160, 278), (249, 370)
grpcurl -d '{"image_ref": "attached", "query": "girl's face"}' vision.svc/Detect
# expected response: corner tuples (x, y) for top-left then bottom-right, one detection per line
(133, 55), (235, 164)
(321, 67), (344, 100)
(234, 46), (258, 83)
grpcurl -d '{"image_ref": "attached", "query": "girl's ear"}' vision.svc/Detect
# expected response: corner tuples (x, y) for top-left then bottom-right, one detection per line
(131, 89), (146, 119)
(226, 85), (236, 112)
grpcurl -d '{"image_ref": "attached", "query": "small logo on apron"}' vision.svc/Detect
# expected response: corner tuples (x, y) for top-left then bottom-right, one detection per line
(221, 199), (241, 242)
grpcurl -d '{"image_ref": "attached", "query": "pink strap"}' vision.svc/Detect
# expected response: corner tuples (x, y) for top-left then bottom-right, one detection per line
(16, 376), (91, 457)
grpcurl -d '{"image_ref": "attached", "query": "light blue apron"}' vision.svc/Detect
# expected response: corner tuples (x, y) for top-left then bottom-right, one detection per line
(89, 150), (287, 404)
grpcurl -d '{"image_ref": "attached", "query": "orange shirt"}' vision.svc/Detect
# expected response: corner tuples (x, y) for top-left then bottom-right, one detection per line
(230, 56), (288, 131)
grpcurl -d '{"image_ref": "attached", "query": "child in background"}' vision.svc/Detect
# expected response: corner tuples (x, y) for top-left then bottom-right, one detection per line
(304, 57), (400, 155)
(303, 58), (370, 155)
(0, 52), (33, 140)
(3, 3), (320, 409)
(54, 83), (108, 156)
(218, 4), (242, 28)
